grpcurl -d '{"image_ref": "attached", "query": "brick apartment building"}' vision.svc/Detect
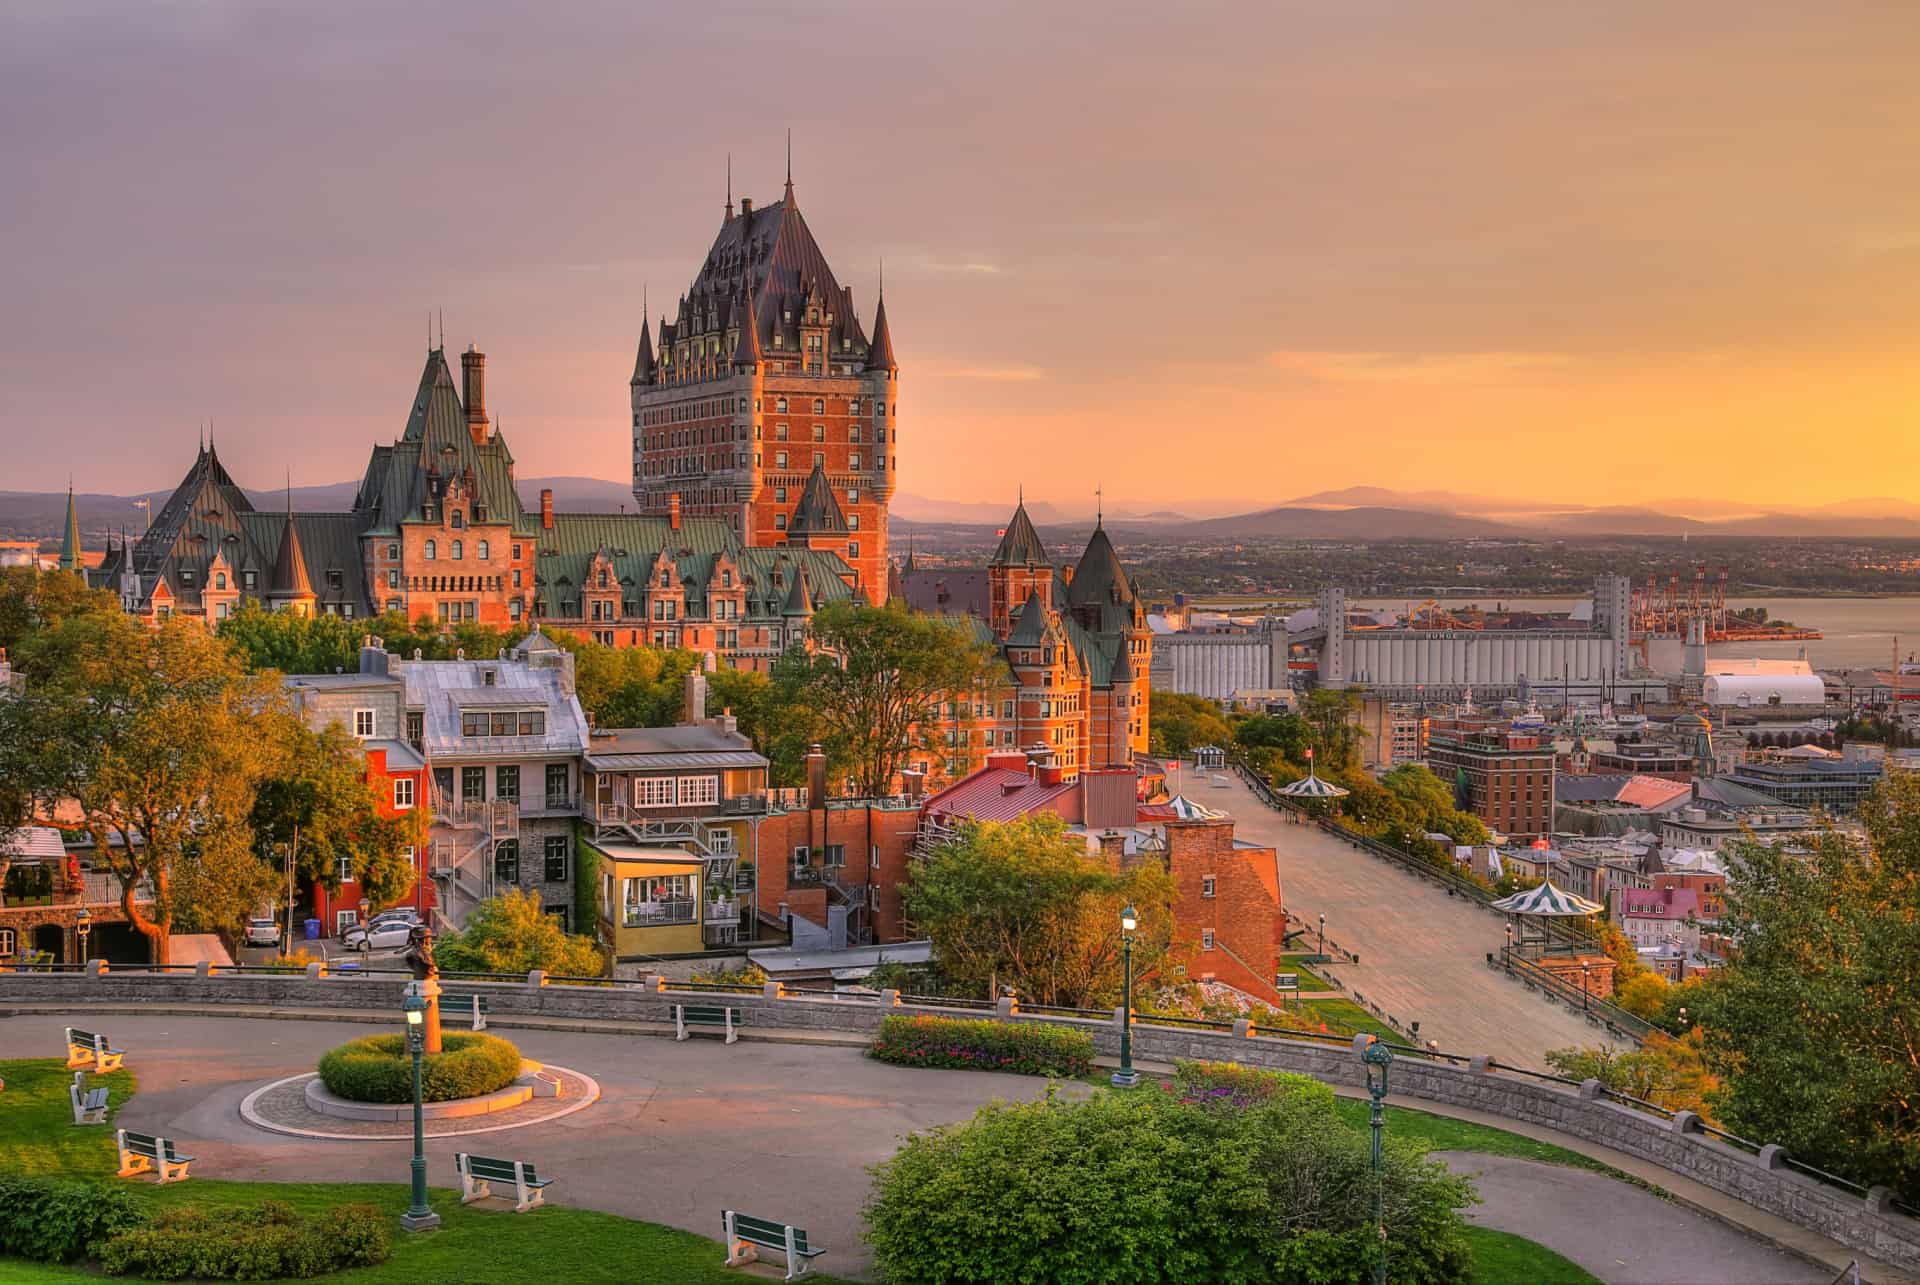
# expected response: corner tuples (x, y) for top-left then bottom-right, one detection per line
(1426, 718), (1557, 841)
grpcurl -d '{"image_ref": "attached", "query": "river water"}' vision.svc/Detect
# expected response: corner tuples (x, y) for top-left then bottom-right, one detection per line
(1342, 596), (1920, 671)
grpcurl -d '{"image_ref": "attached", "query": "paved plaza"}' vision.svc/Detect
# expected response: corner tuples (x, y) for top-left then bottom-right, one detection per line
(1187, 767), (1607, 1066)
(4, 1011), (1848, 1283)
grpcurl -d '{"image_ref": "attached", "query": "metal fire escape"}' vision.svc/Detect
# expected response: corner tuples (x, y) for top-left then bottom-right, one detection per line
(429, 786), (519, 934)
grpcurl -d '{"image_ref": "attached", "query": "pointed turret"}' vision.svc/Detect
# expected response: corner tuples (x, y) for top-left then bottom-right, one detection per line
(787, 462), (850, 538)
(1110, 637), (1135, 685)
(268, 489), (315, 613)
(866, 291), (897, 373)
(990, 497), (1048, 567)
(1007, 592), (1050, 646)
(631, 316), (656, 385)
(782, 566), (814, 617)
(58, 483), (82, 574)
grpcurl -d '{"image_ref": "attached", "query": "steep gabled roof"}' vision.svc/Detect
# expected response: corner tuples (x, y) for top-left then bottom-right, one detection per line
(1007, 593), (1051, 646)
(1067, 523), (1133, 607)
(631, 317), (656, 384)
(990, 499), (1048, 567)
(788, 462), (850, 536)
(361, 348), (533, 537)
(782, 565), (815, 617)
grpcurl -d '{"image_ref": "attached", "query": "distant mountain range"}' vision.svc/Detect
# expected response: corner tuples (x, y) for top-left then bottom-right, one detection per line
(6, 479), (1917, 545)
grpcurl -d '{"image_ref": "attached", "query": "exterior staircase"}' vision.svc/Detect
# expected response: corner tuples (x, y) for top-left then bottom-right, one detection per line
(429, 785), (519, 931)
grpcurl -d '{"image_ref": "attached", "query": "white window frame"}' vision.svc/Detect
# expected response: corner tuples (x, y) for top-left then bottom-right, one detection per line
(1201, 875), (1216, 899)
(393, 777), (416, 810)
(678, 776), (718, 807)
(633, 776), (676, 808)
(337, 856), (353, 883)
(1201, 929), (1215, 951)
(352, 708), (375, 739)
(335, 910), (359, 935)
(0, 927), (14, 957)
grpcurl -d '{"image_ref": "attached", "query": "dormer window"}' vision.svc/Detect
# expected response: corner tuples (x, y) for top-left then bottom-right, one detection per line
(660, 570), (671, 588)
(243, 570), (257, 590)
(181, 569), (196, 587)
(451, 511), (464, 529)
(722, 570), (732, 588)
(328, 569), (343, 592)
(214, 572), (227, 589)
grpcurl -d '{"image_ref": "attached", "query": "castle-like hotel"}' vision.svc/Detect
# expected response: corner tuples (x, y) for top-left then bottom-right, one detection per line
(90, 169), (1149, 779)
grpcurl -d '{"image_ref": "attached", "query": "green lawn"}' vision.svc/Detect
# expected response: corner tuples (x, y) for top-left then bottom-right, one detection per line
(1464, 1226), (1602, 1284)
(1327, 1096), (1623, 1178)
(1275, 953), (1335, 991)
(0, 1057), (139, 1177)
(1301, 996), (1405, 1041)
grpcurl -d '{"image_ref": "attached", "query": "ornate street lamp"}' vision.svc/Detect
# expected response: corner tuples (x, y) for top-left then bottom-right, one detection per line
(398, 993), (440, 1232)
(74, 908), (92, 966)
(1318, 912), (1327, 959)
(1111, 903), (1139, 1089)
(1580, 960), (1591, 1013)
(1355, 1033), (1394, 1285)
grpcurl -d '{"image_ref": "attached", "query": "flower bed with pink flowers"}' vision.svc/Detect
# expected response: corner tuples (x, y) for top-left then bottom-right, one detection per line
(869, 1015), (1094, 1078)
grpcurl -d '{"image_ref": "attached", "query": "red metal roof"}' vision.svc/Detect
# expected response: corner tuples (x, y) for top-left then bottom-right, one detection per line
(924, 767), (1079, 824)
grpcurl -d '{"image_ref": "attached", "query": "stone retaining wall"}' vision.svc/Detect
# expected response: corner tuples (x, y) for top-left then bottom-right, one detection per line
(4, 970), (1913, 1272)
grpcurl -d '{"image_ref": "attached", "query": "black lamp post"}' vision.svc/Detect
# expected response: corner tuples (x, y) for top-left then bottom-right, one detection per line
(1580, 960), (1591, 1013)
(399, 993), (439, 1232)
(1111, 903), (1139, 1089)
(1504, 921), (1514, 960)
(1356, 1033), (1394, 1285)
(1317, 912), (1326, 958)
(74, 907), (92, 966)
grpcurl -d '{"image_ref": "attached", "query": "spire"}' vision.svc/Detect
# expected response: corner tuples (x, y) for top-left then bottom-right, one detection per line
(725, 154), (734, 223)
(731, 281), (763, 368)
(1110, 637), (1135, 685)
(269, 490), (315, 603)
(782, 565), (814, 617)
(904, 529), (917, 573)
(783, 129), (795, 206)
(990, 495), (1048, 567)
(632, 304), (656, 386)
(58, 479), (82, 574)
(866, 288), (897, 373)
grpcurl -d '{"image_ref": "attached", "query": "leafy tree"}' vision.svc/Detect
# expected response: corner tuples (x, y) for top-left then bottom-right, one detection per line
(1149, 691), (1233, 759)
(866, 1076), (1475, 1285)
(0, 566), (122, 669)
(431, 888), (604, 976)
(1690, 774), (1920, 1192)
(902, 813), (1177, 1006)
(250, 722), (426, 917)
(772, 603), (997, 797)
(1611, 969), (1670, 1021)
(0, 612), (288, 957)
(218, 601), (363, 674)
(1545, 1032), (1718, 1121)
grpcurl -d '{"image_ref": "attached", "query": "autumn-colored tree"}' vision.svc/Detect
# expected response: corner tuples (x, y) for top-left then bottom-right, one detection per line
(1149, 691), (1234, 760)
(1546, 1032), (1718, 1122)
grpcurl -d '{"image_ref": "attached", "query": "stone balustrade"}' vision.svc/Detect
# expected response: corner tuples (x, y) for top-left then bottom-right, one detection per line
(1, 969), (1912, 1272)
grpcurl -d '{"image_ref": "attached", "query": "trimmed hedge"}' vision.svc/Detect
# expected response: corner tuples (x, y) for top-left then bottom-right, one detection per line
(0, 1175), (148, 1264)
(316, 1032), (521, 1103)
(870, 1015), (1094, 1077)
(98, 1201), (390, 1280)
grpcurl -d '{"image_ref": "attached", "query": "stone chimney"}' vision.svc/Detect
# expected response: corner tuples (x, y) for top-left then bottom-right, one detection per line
(740, 197), (753, 216)
(684, 666), (707, 726)
(669, 493), (682, 532)
(540, 488), (554, 530)
(461, 346), (488, 443)
(358, 635), (390, 677)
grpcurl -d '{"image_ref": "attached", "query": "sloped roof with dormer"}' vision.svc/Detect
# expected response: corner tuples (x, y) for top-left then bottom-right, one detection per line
(788, 462), (850, 536)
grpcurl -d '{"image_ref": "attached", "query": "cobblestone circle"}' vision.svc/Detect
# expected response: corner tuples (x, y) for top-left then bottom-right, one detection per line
(241, 1066), (599, 1140)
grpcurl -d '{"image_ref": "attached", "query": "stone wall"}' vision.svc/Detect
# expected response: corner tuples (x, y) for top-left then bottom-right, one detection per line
(2, 970), (1913, 1271)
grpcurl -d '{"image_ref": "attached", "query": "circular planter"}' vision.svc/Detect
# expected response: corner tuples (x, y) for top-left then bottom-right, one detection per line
(303, 1059), (544, 1122)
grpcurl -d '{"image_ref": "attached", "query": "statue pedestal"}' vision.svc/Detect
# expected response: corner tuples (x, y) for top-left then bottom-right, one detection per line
(406, 978), (445, 1055)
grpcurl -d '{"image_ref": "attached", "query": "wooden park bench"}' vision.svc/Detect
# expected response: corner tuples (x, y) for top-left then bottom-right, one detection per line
(65, 1027), (125, 1073)
(440, 990), (491, 1031)
(116, 1130), (194, 1183)
(674, 1003), (742, 1045)
(722, 1209), (825, 1281)
(454, 1152), (552, 1213)
(71, 1071), (109, 1125)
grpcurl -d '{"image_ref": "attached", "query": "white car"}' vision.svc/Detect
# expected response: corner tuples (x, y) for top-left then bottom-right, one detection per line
(244, 917), (282, 948)
(342, 915), (420, 952)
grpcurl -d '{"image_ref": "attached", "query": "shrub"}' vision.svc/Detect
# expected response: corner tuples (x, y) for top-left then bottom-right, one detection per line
(865, 1077), (1475, 1285)
(869, 1015), (1093, 1077)
(1170, 1059), (1335, 1111)
(317, 1031), (521, 1103)
(0, 1175), (149, 1263)
(98, 1202), (389, 1280)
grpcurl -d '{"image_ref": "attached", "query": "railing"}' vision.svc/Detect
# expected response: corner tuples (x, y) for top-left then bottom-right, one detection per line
(622, 899), (697, 927)
(1492, 946), (1658, 1041)
(718, 794), (769, 816)
(704, 897), (739, 923)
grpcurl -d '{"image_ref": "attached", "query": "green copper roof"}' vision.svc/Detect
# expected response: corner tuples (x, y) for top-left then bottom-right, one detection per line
(58, 485), (81, 573)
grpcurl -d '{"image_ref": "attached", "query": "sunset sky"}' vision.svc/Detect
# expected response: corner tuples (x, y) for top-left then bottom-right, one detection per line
(4, 1), (1918, 512)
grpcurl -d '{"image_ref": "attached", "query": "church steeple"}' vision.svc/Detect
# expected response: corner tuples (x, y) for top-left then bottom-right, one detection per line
(58, 481), (82, 574)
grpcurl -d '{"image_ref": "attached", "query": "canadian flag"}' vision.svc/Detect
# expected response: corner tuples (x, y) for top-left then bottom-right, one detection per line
(995, 528), (1007, 537)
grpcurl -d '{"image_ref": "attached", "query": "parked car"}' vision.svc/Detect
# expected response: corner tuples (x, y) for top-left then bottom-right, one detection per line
(342, 914), (421, 952)
(244, 917), (282, 948)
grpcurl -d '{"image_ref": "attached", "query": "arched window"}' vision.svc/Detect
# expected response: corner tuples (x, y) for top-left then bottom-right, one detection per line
(660, 569), (671, 588)
(451, 511), (465, 529)
(452, 540), (464, 560)
(477, 540), (490, 561)
(425, 540), (437, 560)
(214, 572), (227, 589)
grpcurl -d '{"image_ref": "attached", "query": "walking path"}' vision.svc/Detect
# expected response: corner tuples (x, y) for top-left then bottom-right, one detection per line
(1188, 766), (1604, 1067)
(11, 1011), (1900, 1284)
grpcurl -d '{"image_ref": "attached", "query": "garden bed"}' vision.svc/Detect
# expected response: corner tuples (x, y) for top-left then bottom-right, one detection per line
(316, 1033), (521, 1104)
(869, 1015), (1094, 1077)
